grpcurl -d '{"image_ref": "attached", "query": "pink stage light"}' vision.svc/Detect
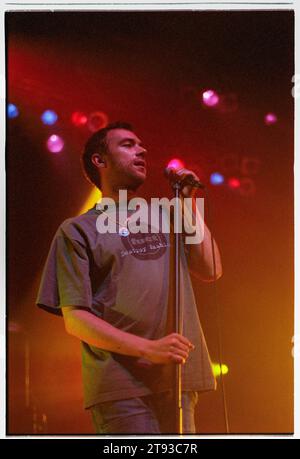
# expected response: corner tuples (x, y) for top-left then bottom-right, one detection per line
(228, 177), (241, 189)
(167, 158), (185, 171)
(71, 111), (88, 127)
(202, 89), (220, 107)
(264, 113), (278, 125)
(47, 134), (64, 153)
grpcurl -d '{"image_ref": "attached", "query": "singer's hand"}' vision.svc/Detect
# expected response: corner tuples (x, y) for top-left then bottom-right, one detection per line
(136, 333), (195, 366)
(168, 168), (200, 198)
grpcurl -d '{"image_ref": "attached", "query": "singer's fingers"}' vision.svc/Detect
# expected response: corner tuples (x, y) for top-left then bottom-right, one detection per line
(173, 168), (200, 183)
(168, 167), (178, 176)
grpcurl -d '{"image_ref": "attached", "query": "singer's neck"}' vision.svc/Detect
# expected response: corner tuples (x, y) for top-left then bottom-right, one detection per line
(100, 183), (138, 204)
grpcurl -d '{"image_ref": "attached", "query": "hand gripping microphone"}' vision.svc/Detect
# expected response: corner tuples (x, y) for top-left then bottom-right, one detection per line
(164, 167), (205, 189)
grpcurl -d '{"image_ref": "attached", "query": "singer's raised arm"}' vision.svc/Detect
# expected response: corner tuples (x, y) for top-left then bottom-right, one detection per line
(178, 169), (223, 282)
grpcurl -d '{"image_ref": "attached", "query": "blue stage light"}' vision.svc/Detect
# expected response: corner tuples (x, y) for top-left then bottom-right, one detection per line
(41, 110), (58, 125)
(7, 103), (19, 119)
(210, 172), (224, 185)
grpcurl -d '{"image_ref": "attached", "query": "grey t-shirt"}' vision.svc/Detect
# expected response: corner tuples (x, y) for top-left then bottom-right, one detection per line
(36, 203), (216, 408)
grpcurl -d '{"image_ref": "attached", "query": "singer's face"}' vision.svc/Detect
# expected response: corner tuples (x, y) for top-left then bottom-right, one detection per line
(104, 129), (147, 190)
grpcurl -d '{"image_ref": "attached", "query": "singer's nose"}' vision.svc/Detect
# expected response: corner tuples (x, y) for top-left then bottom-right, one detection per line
(137, 145), (147, 156)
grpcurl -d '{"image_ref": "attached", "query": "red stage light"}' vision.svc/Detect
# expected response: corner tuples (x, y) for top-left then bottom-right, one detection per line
(87, 111), (108, 132)
(228, 177), (241, 189)
(71, 111), (88, 127)
(238, 177), (256, 197)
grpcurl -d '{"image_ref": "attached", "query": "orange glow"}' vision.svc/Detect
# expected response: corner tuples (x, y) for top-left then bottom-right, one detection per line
(78, 188), (102, 215)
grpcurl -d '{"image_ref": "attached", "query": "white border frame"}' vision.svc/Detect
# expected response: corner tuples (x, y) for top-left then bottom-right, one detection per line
(1, 0), (297, 440)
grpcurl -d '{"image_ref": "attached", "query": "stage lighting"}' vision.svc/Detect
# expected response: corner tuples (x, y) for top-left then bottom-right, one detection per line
(8, 321), (22, 333)
(46, 134), (64, 153)
(88, 111), (108, 132)
(7, 103), (19, 119)
(218, 93), (239, 113)
(220, 154), (239, 174)
(238, 177), (256, 197)
(210, 172), (224, 185)
(41, 110), (58, 125)
(241, 157), (261, 176)
(212, 363), (229, 377)
(167, 158), (185, 171)
(202, 89), (220, 107)
(71, 111), (88, 127)
(228, 177), (241, 189)
(264, 112), (278, 125)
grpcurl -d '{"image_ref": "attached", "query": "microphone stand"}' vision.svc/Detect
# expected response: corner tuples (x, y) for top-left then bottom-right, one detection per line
(167, 172), (203, 434)
(171, 180), (183, 435)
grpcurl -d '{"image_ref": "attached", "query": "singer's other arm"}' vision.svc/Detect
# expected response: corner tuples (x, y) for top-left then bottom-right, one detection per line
(179, 169), (223, 282)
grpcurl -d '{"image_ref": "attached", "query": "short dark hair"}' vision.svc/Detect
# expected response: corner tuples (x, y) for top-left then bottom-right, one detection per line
(81, 121), (134, 189)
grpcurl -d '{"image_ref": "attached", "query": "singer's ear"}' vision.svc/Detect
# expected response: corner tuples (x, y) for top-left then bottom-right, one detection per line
(91, 153), (107, 168)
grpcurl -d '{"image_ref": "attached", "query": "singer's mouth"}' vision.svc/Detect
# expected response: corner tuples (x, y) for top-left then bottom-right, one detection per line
(133, 160), (146, 169)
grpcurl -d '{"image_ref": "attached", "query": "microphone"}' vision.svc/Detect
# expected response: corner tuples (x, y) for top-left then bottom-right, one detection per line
(164, 167), (205, 189)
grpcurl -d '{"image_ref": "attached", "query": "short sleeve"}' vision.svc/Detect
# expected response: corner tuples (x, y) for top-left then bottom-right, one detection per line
(36, 227), (92, 316)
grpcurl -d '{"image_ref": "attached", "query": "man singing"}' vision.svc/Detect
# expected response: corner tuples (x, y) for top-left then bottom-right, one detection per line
(36, 121), (222, 434)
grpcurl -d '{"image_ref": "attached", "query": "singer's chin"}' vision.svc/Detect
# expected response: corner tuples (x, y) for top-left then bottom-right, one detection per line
(128, 171), (147, 190)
